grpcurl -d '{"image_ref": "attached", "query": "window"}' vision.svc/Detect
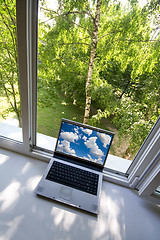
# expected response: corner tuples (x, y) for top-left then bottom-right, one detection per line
(0, 0), (159, 201)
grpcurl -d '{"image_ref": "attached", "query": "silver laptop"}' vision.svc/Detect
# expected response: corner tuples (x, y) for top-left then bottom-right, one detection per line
(34, 118), (114, 215)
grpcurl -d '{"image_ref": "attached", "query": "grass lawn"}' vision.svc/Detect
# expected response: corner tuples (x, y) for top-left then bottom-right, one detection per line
(37, 90), (84, 138)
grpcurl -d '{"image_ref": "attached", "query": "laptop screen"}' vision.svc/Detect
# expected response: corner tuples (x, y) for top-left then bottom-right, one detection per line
(55, 119), (114, 166)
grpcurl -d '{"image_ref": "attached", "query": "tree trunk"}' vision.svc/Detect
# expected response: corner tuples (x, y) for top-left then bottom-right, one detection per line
(83, 0), (101, 124)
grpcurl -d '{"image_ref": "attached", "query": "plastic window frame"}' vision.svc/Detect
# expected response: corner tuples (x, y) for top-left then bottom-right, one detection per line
(135, 151), (160, 204)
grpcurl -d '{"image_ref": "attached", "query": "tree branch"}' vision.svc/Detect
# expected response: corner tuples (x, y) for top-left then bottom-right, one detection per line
(3, 84), (14, 110)
(64, 10), (94, 23)
(98, 31), (121, 42)
(0, 11), (17, 64)
(81, 0), (95, 23)
(1, 41), (17, 65)
(60, 0), (95, 23)
(98, 31), (160, 43)
(118, 38), (160, 43)
(64, 10), (88, 15)
(3, 0), (16, 25)
(58, 42), (90, 46)
(42, 55), (89, 65)
(41, 7), (92, 35)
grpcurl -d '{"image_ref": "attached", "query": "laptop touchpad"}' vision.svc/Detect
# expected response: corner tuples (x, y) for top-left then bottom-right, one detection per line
(58, 186), (72, 201)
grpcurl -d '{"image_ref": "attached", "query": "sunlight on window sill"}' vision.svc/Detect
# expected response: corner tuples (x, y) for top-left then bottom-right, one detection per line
(50, 207), (77, 231)
(0, 181), (21, 212)
(90, 191), (125, 240)
(1, 215), (24, 240)
(26, 176), (42, 192)
(0, 152), (9, 165)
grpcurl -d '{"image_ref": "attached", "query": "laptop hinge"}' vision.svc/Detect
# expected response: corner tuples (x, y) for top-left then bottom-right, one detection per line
(53, 152), (103, 172)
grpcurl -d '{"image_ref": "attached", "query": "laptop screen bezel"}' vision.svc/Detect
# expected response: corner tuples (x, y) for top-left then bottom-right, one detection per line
(54, 118), (115, 170)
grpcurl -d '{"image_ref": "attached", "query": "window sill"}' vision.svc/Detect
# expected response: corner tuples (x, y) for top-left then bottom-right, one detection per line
(0, 147), (159, 240)
(0, 121), (131, 174)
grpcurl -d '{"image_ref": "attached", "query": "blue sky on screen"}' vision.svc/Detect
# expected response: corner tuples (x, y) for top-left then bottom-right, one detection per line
(56, 122), (113, 165)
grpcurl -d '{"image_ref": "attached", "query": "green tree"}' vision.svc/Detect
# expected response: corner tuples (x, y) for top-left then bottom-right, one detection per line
(38, 0), (159, 156)
(39, 0), (110, 123)
(0, 0), (21, 126)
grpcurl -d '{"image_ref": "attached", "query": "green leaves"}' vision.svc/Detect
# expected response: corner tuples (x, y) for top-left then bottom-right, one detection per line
(0, 0), (21, 125)
(38, 0), (159, 157)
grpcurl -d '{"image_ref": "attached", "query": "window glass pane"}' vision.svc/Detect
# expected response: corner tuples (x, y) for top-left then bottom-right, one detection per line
(36, 0), (159, 173)
(0, 0), (22, 142)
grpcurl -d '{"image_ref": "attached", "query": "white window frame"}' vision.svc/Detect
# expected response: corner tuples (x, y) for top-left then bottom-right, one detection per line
(0, 0), (159, 200)
(135, 151), (160, 204)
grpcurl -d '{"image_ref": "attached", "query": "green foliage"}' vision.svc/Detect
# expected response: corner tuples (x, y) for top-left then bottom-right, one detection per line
(112, 97), (157, 154)
(91, 80), (118, 112)
(0, 0), (21, 125)
(37, 0), (160, 157)
(38, 0), (92, 106)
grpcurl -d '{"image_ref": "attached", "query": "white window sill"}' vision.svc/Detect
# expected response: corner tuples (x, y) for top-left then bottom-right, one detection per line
(0, 121), (131, 173)
(0, 147), (159, 240)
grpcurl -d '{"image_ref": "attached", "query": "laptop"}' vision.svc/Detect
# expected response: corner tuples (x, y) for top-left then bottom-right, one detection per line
(34, 118), (114, 215)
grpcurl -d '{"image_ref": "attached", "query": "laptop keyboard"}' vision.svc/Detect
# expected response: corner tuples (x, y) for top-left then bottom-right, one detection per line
(46, 161), (99, 195)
